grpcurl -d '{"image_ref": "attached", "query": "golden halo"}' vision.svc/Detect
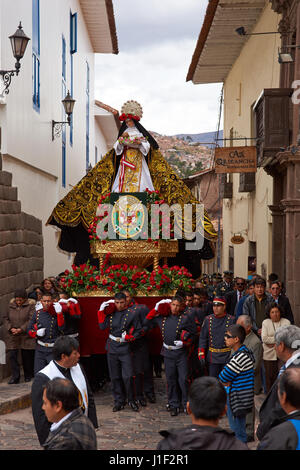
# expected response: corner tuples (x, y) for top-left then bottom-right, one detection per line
(121, 100), (143, 120)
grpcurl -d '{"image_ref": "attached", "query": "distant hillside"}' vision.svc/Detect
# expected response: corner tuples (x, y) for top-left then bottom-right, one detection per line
(175, 131), (223, 148)
(150, 131), (214, 178)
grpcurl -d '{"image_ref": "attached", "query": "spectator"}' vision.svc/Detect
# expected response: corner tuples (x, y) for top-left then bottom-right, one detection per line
(41, 278), (58, 296)
(157, 376), (247, 450)
(219, 324), (254, 443)
(28, 286), (44, 302)
(242, 277), (272, 336)
(3, 289), (36, 384)
(42, 378), (97, 450)
(269, 281), (294, 324)
(257, 325), (300, 441)
(225, 277), (246, 317)
(236, 315), (263, 441)
(267, 273), (279, 292)
(235, 281), (255, 319)
(261, 303), (290, 393)
(31, 335), (98, 446)
(257, 368), (300, 450)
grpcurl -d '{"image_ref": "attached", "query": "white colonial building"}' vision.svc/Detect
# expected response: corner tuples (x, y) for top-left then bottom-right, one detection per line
(0, 0), (119, 277)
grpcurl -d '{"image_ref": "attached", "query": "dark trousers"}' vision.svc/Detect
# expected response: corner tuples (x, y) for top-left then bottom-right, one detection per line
(34, 347), (53, 375)
(107, 352), (134, 405)
(9, 349), (35, 380)
(264, 359), (281, 393)
(208, 363), (226, 378)
(164, 354), (188, 408)
(80, 354), (110, 392)
(150, 354), (163, 377)
(132, 342), (155, 399)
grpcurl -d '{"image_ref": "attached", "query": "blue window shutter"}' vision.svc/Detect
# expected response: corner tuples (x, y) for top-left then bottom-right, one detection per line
(70, 12), (77, 54)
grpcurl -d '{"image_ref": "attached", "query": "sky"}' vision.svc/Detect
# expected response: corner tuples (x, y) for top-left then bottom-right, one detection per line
(94, 0), (223, 136)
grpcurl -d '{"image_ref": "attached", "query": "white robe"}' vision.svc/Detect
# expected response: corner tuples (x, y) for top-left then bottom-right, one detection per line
(112, 126), (154, 193)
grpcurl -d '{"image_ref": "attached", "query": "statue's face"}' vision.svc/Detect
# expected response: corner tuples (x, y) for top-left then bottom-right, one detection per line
(126, 119), (135, 128)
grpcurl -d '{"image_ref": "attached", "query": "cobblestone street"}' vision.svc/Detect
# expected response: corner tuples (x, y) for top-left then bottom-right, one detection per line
(0, 374), (260, 450)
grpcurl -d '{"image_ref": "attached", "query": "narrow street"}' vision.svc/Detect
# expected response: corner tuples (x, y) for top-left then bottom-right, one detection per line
(0, 374), (260, 451)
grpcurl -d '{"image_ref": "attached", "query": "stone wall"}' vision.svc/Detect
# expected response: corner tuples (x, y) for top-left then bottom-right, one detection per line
(0, 154), (44, 379)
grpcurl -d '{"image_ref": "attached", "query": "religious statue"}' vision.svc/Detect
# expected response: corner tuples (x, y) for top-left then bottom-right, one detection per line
(47, 101), (217, 277)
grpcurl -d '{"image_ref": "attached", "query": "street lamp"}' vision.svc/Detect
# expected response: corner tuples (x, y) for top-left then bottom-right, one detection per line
(0, 22), (30, 94)
(52, 91), (76, 140)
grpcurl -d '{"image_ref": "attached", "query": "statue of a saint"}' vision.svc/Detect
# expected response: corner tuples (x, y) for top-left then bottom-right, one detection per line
(47, 101), (217, 277)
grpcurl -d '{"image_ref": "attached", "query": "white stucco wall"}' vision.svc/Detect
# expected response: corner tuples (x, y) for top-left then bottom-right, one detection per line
(0, 0), (112, 276)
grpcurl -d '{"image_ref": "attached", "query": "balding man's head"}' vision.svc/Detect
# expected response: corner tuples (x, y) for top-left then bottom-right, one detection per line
(236, 315), (252, 334)
(278, 368), (300, 413)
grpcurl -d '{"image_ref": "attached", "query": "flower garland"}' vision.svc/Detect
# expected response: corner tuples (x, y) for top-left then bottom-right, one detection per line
(59, 260), (193, 297)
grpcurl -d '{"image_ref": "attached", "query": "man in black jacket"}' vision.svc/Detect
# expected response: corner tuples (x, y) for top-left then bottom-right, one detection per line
(42, 377), (97, 450)
(225, 277), (246, 317)
(257, 325), (300, 440)
(257, 368), (300, 450)
(31, 336), (98, 446)
(269, 281), (294, 324)
(157, 376), (247, 450)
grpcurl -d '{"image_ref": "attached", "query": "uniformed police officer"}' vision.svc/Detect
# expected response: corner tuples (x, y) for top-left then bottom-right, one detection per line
(198, 296), (235, 377)
(216, 271), (234, 297)
(144, 295), (196, 416)
(28, 293), (65, 374)
(121, 289), (156, 406)
(98, 292), (142, 412)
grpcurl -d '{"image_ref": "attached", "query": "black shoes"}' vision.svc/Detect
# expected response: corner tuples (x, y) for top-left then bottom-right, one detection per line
(146, 393), (156, 403)
(112, 404), (125, 412)
(137, 398), (147, 407)
(8, 377), (20, 384)
(170, 407), (179, 417)
(128, 401), (139, 412)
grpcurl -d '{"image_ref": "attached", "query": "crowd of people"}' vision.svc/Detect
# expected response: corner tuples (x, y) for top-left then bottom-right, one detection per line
(1, 269), (300, 450)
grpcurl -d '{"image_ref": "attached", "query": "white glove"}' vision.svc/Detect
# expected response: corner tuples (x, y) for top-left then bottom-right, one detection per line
(67, 298), (78, 304)
(37, 328), (46, 337)
(59, 299), (69, 304)
(53, 302), (62, 313)
(99, 299), (115, 312)
(121, 331), (126, 340)
(174, 340), (183, 347)
(154, 299), (172, 311)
